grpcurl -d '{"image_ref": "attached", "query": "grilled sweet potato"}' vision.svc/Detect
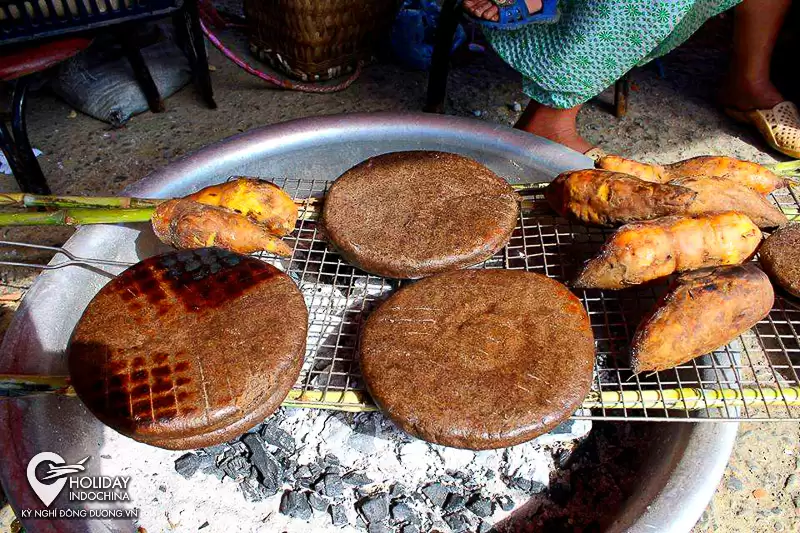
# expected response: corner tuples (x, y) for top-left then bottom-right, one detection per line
(545, 170), (697, 226)
(186, 178), (298, 236)
(152, 199), (293, 256)
(597, 155), (787, 195)
(672, 176), (788, 228)
(631, 264), (773, 374)
(573, 212), (762, 289)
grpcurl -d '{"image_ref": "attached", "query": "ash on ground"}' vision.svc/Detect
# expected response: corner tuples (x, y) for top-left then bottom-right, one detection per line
(126, 408), (591, 533)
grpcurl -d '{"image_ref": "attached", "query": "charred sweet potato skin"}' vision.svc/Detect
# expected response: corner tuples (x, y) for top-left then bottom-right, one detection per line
(152, 199), (293, 256)
(185, 178), (298, 236)
(545, 170), (696, 226)
(631, 264), (774, 373)
(671, 176), (788, 228)
(573, 212), (762, 289)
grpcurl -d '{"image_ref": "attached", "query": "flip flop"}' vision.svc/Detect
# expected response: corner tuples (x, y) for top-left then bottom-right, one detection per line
(465, 0), (559, 30)
(725, 101), (800, 159)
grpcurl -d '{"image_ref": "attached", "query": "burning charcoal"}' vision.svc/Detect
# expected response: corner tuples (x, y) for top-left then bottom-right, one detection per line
(343, 471), (373, 486)
(308, 491), (330, 512)
(367, 523), (391, 533)
(390, 502), (418, 524)
(240, 475), (270, 503)
(174, 453), (200, 479)
(261, 423), (296, 453)
(401, 525), (420, 533)
(421, 483), (450, 508)
(330, 503), (349, 527)
(220, 456), (251, 482)
(466, 495), (493, 518)
(324, 453), (341, 466)
(242, 433), (283, 494)
(443, 494), (466, 513)
(496, 495), (514, 512)
(279, 490), (312, 520)
(359, 493), (390, 523)
(444, 513), (469, 533)
(315, 473), (344, 498)
(390, 483), (407, 499)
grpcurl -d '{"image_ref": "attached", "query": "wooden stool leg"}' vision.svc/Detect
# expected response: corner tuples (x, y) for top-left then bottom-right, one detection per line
(424, 0), (461, 114)
(614, 73), (630, 118)
(185, 0), (217, 109)
(121, 34), (165, 113)
(9, 79), (50, 194)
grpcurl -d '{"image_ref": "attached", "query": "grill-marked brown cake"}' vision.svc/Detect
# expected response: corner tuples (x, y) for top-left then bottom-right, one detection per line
(68, 248), (308, 450)
(359, 269), (595, 450)
(322, 151), (520, 279)
(760, 223), (800, 298)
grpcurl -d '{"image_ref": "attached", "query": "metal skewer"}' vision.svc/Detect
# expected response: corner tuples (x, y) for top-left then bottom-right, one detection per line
(0, 241), (135, 270)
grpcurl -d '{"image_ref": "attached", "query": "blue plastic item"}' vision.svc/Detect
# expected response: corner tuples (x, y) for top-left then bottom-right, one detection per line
(466, 0), (559, 30)
(390, 0), (466, 71)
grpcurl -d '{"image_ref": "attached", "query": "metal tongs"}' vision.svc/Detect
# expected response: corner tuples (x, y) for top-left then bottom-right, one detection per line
(0, 240), (135, 270)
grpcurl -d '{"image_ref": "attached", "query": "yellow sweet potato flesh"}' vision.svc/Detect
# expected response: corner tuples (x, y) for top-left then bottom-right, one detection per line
(573, 212), (762, 289)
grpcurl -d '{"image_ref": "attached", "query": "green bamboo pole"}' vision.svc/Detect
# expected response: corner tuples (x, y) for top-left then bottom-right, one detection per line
(0, 193), (163, 209)
(767, 160), (800, 175)
(0, 207), (155, 226)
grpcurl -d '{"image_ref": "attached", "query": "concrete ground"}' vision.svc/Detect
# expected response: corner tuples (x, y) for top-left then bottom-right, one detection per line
(1, 14), (799, 533)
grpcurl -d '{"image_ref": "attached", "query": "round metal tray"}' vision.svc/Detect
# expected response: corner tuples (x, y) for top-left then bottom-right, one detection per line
(0, 112), (736, 532)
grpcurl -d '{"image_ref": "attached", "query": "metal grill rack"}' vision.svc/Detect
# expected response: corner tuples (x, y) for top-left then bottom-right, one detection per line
(252, 178), (800, 422)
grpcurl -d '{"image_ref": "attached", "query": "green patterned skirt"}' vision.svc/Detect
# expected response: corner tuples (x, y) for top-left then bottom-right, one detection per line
(483, 0), (741, 109)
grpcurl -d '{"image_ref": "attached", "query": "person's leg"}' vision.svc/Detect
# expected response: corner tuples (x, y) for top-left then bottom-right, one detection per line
(719, 0), (791, 110)
(513, 100), (594, 154)
(463, 0), (542, 21)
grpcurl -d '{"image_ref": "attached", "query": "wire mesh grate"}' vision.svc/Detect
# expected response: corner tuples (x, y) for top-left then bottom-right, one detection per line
(257, 178), (800, 421)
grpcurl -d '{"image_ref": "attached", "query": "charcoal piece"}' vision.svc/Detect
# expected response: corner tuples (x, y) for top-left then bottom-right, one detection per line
(220, 455), (251, 482)
(466, 495), (493, 518)
(315, 473), (344, 498)
(202, 444), (228, 457)
(443, 494), (466, 513)
(261, 423), (296, 453)
(308, 491), (330, 512)
(509, 477), (545, 494)
(401, 525), (420, 533)
(324, 453), (341, 466)
(297, 477), (313, 490)
(421, 483), (450, 508)
(174, 453), (200, 479)
(477, 520), (493, 533)
(240, 475), (269, 503)
(309, 463), (323, 478)
(367, 523), (390, 533)
(325, 465), (342, 475)
(295, 465), (313, 479)
(444, 513), (469, 533)
(330, 503), (349, 527)
(390, 483), (407, 499)
(343, 471), (373, 486)
(496, 495), (514, 512)
(282, 457), (298, 479)
(279, 490), (312, 520)
(359, 493), (390, 523)
(242, 433), (283, 494)
(554, 448), (573, 469)
(390, 501), (418, 524)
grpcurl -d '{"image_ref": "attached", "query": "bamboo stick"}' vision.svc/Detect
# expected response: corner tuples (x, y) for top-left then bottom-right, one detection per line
(0, 208), (156, 226)
(0, 193), (163, 209)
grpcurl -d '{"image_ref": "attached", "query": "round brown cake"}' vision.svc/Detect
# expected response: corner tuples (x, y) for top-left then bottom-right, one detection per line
(322, 151), (520, 279)
(760, 223), (800, 298)
(359, 269), (595, 450)
(68, 248), (308, 450)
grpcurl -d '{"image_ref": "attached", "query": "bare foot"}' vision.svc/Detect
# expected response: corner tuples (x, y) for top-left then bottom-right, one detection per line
(514, 101), (594, 154)
(463, 0), (543, 22)
(719, 77), (785, 111)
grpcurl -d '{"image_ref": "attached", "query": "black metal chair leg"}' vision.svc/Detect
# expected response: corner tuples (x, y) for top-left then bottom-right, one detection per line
(185, 0), (217, 109)
(121, 34), (165, 113)
(9, 79), (51, 195)
(0, 122), (27, 186)
(425, 0), (461, 114)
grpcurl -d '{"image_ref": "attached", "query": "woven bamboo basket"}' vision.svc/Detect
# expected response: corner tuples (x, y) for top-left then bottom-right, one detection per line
(244, 0), (401, 82)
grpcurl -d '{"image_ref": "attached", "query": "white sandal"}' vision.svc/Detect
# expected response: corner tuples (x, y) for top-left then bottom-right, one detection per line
(725, 101), (800, 159)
